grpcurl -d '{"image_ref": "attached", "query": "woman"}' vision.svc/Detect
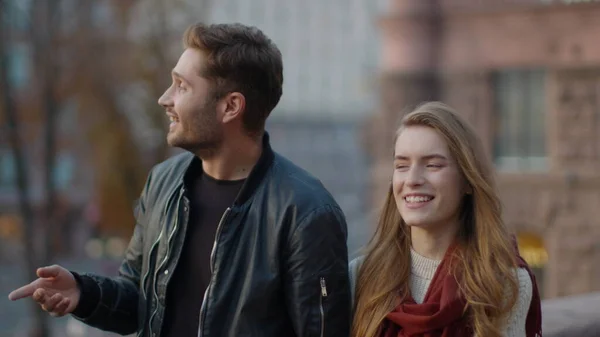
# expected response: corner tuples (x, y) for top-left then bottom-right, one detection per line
(350, 102), (542, 337)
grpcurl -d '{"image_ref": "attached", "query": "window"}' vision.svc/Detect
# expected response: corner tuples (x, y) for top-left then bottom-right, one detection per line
(7, 43), (32, 90)
(2, 0), (32, 32)
(53, 153), (75, 191)
(0, 151), (16, 190)
(493, 69), (547, 171)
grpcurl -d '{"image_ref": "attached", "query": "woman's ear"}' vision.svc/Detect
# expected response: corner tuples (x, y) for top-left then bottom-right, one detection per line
(463, 178), (473, 195)
(465, 185), (473, 195)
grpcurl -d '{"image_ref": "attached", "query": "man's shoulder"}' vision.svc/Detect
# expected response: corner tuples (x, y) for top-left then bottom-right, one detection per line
(148, 152), (194, 180)
(140, 152), (194, 197)
(152, 152), (194, 174)
(270, 153), (340, 211)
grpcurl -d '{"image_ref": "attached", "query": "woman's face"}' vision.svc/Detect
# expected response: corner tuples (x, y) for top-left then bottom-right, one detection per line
(392, 125), (468, 232)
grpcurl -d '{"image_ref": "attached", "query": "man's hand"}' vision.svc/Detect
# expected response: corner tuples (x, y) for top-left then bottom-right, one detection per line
(8, 265), (81, 317)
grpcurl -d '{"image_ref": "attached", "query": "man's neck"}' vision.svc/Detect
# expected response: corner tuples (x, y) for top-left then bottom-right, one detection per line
(197, 135), (263, 181)
(410, 221), (459, 261)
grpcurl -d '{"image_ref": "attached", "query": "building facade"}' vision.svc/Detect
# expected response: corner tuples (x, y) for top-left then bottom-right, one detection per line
(366, 0), (600, 299)
(203, 0), (388, 255)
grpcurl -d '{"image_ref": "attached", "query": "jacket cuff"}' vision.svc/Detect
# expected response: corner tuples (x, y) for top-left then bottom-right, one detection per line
(71, 271), (101, 319)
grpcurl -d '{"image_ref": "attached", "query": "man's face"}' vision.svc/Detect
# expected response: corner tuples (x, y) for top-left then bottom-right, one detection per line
(158, 48), (223, 152)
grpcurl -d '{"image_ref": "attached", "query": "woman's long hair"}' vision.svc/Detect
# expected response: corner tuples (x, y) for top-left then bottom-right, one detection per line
(352, 102), (519, 337)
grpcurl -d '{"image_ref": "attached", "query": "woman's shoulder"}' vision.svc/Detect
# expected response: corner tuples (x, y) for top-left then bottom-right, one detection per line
(349, 256), (364, 283)
(349, 255), (366, 310)
(500, 267), (535, 335)
(350, 255), (365, 271)
(514, 267), (533, 304)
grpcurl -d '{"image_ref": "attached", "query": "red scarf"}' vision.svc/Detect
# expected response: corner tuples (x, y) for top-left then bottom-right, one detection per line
(381, 243), (542, 337)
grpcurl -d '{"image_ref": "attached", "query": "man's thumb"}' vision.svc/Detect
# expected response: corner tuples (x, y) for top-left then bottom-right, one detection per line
(37, 265), (62, 278)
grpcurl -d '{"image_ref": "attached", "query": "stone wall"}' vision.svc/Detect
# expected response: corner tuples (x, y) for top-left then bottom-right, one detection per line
(548, 70), (600, 174)
(497, 174), (600, 298)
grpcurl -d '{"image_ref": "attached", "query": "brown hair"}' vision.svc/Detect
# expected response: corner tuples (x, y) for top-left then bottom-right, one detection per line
(183, 23), (283, 133)
(352, 102), (519, 337)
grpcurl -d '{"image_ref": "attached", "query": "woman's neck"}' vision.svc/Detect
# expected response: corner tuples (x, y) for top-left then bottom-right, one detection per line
(410, 223), (459, 261)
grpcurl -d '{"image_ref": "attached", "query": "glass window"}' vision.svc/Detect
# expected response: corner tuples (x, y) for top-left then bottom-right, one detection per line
(7, 42), (32, 90)
(493, 69), (547, 171)
(0, 151), (16, 190)
(53, 153), (75, 191)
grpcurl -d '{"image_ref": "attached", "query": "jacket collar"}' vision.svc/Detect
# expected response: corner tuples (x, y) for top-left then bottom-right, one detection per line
(233, 132), (275, 206)
(182, 132), (275, 206)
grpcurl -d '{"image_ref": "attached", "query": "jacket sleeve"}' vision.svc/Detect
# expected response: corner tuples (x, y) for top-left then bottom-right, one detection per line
(284, 204), (351, 337)
(70, 168), (155, 335)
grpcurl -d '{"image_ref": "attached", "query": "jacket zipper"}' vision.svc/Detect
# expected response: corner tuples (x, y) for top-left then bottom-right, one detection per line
(197, 207), (231, 337)
(153, 189), (184, 282)
(141, 186), (180, 299)
(141, 229), (163, 299)
(319, 277), (328, 337)
(147, 187), (184, 336)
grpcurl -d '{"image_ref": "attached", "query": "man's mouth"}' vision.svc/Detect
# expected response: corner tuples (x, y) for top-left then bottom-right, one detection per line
(168, 115), (180, 129)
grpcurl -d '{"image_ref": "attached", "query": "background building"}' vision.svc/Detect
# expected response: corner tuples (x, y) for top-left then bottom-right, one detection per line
(365, 0), (600, 299)
(205, 0), (387, 255)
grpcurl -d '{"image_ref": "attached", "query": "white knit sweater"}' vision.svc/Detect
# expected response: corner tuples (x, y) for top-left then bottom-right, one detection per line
(349, 249), (533, 337)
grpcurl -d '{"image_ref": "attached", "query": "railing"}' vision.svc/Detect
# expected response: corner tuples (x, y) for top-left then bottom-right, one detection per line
(542, 292), (600, 337)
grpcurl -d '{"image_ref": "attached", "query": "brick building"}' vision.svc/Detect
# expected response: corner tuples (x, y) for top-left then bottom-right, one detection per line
(366, 0), (600, 299)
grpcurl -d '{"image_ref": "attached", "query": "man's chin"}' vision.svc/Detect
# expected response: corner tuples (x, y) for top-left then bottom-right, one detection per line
(166, 134), (223, 154)
(166, 137), (201, 153)
(166, 134), (183, 148)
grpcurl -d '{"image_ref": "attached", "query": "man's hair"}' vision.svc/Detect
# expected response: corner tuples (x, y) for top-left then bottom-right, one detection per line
(183, 23), (284, 133)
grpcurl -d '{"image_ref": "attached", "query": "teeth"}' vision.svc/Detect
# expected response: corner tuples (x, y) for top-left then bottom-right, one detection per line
(169, 116), (178, 122)
(405, 196), (432, 203)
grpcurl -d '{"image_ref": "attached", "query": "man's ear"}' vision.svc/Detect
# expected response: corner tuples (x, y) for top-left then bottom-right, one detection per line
(221, 92), (246, 124)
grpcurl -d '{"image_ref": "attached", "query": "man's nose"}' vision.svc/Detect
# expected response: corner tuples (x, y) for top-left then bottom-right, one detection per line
(158, 87), (173, 108)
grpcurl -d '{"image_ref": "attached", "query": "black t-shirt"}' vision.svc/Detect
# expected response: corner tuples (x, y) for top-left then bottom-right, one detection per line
(161, 167), (244, 337)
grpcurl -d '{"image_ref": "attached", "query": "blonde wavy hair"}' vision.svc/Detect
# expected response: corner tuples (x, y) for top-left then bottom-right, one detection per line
(352, 102), (519, 337)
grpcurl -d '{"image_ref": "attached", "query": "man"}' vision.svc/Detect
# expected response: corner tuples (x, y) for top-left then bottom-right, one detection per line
(8, 23), (351, 337)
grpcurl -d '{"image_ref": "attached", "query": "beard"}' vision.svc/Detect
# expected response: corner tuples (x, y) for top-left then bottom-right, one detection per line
(166, 99), (224, 154)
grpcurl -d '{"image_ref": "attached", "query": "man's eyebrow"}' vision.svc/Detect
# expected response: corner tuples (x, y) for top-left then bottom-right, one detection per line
(171, 70), (191, 84)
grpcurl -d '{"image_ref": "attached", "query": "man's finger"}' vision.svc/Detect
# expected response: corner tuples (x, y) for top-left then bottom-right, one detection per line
(42, 293), (63, 312)
(33, 288), (47, 303)
(7, 283), (37, 301)
(37, 265), (61, 279)
(50, 298), (70, 317)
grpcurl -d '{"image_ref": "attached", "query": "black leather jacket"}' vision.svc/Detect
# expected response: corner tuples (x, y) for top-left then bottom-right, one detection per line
(71, 134), (351, 337)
